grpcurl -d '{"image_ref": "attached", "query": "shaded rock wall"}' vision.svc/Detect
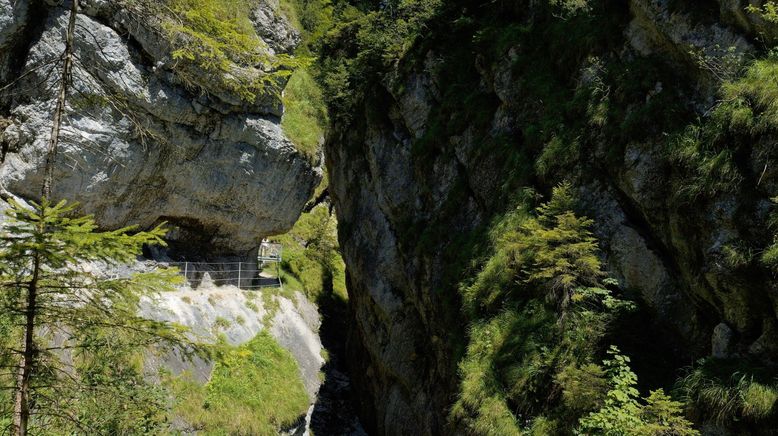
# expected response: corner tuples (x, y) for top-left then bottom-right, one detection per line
(326, 1), (778, 434)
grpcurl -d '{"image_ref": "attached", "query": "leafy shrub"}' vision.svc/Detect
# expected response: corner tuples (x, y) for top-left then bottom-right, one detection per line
(452, 184), (635, 433)
(747, 1), (778, 23)
(579, 346), (698, 435)
(275, 204), (347, 302)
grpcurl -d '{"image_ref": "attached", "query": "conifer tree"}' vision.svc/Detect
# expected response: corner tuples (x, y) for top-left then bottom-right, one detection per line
(0, 1), (192, 434)
(0, 199), (190, 435)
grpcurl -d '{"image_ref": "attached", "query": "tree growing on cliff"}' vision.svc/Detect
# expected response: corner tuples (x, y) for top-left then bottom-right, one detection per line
(0, 198), (191, 435)
(1, 2), (192, 434)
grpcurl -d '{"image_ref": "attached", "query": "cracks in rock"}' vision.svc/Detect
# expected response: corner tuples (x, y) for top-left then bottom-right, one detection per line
(602, 176), (720, 355)
(451, 152), (488, 217)
(0, 0), (49, 111)
(303, 186), (330, 213)
(608, 177), (719, 312)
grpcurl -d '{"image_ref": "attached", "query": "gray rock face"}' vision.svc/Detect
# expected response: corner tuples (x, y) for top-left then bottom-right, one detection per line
(0, 0), (30, 84)
(0, 1), (320, 256)
(628, 0), (752, 59)
(138, 277), (324, 435)
(327, 72), (476, 434)
(717, 0), (778, 44)
(712, 322), (735, 358)
(251, 0), (301, 54)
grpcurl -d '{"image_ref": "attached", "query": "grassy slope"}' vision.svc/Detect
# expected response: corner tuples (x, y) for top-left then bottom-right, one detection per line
(282, 68), (328, 161)
(276, 0), (347, 304)
(279, 0), (330, 162)
(168, 332), (309, 435)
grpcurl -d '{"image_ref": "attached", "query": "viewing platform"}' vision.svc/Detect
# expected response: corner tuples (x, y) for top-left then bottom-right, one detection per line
(168, 241), (284, 289)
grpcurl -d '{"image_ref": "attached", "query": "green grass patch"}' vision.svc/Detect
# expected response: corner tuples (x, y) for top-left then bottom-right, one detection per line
(668, 58), (778, 201)
(677, 358), (778, 427)
(282, 68), (328, 161)
(168, 332), (309, 435)
(261, 291), (281, 325)
(213, 316), (231, 330)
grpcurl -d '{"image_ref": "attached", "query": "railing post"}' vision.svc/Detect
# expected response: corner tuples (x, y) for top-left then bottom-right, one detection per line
(184, 261), (188, 279)
(238, 262), (241, 288)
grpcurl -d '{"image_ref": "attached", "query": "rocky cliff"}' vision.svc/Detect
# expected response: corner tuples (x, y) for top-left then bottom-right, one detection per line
(0, 0), (320, 257)
(325, 0), (778, 433)
(4, 0), (778, 433)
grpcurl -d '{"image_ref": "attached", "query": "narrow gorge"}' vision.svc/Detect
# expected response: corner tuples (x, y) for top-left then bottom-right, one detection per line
(1, 0), (778, 435)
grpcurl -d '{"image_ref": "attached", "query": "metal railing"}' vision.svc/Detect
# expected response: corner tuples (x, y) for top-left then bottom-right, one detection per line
(167, 260), (282, 290)
(160, 242), (285, 290)
(258, 241), (282, 263)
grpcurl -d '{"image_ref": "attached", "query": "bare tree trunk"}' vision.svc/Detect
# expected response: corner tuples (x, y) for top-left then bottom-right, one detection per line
(41, 0), (78, 200)
(12, 251), (41, 436)
(12, 2), (78, 434)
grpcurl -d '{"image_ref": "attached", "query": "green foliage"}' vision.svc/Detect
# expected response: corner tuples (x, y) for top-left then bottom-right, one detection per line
(461, 183), (613, 316)
(720, 58), (778, 134)
(670, 58), (778, 200)
(677, 358), (778, 427)
(275, 204), (347, 303)
(747, 1), (778, 23)
(246, 300), (260, 312)
(169, 332), (309, 435)
(762, 197), (778, 269)
(313, 0), (444, 119)
(161, 0), (308, 101)
(276, 0), (332, 162)
(0, 198), (190, 433)
(452, 185), (635, 434)
(556, 363), (607, 413)
(670, 123), (743, 200)
(579, 347), (643, 434)
(548, 0), (591, 16)
(279, 0), (335, 54)
(516, 183), (604, 299)
(355, 0), (443, 66)
(214, 316), (231, 330)
(261, 290), (282, 324)
(282, 68), (328, 160)
(66, 328), (171, 434)
(579, 346), (698, 435)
